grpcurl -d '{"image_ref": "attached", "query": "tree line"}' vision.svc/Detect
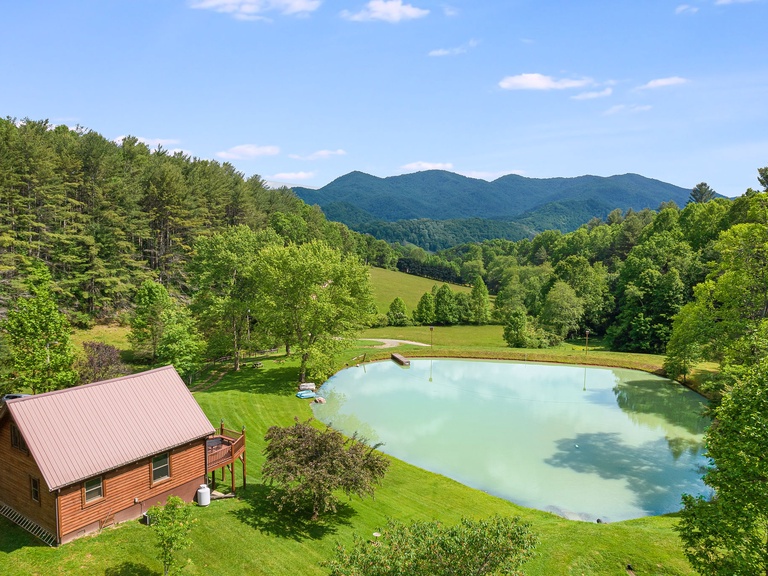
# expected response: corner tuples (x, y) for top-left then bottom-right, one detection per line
(0, 118), (396, 324)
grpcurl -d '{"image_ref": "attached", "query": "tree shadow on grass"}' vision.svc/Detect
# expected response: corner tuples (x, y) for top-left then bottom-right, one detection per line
(104, 562), (159, 576)
(196, 365), (300, 397)
(231, 483), (356, 542)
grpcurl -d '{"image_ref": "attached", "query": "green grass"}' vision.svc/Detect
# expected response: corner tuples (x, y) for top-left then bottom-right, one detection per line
(0, 343), (697, 576)
(369, 267), (471, 314)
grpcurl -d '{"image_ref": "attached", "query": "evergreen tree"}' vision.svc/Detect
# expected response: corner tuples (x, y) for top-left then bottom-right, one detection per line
(386, 297), (409, 326)
(469, 276), (490, 325)
(413, 292), (435, 325)
(433, 284), (458, 325)
(689, 182), (716, 204)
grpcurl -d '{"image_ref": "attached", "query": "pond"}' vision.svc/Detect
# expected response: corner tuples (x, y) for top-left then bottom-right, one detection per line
(312, 358), (711, 522)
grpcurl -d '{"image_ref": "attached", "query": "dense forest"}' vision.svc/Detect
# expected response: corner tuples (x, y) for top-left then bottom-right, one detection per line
(295, 170), (695, 249)
(0, 118), (397, 324)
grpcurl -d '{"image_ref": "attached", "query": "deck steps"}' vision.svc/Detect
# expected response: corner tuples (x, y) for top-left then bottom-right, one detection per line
(0, 503), (57, 546)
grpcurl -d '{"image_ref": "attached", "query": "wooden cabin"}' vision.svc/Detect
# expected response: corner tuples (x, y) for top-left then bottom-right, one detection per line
(0, 365), (245, 545)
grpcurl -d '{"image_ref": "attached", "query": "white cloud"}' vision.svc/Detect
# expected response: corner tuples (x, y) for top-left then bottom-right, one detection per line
(216, 144), (280, 159)
(114, 135), (182, 147)
(189, 0), (321, 21)
(428, 39), (478, 57)
(341, 0), (429, 22)
(268, 171), (315, 180)
(604, 104), (653, 116)
(289, 148), (347, 160)
(675, 4), (699, 14)
(571, 87), (613, 100)
(637, 76), (689, 90)
(499, 73), (593, 91)
(442, 4), (458, 16)
(459, 170), (523, 181)
(401, 161), (453, 171)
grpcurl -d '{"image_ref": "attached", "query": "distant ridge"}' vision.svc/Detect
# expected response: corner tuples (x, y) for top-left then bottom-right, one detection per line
(293, 170), (693, 249)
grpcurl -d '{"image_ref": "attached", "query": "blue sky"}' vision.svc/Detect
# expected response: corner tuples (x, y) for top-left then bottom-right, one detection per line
(2, 1), (766, 196)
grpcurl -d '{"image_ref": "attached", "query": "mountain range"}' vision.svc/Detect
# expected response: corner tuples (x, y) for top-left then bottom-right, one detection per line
(293, 170), (693, 250)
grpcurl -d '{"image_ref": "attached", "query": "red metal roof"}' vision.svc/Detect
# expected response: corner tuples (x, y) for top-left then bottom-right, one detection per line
(6, 366), (215, 491)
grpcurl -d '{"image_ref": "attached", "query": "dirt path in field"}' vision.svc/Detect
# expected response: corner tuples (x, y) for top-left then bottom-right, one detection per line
(361, 338), (430, 348)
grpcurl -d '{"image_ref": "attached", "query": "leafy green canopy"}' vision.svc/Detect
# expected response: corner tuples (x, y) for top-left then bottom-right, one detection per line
(2, 265), (76, 394)
(262, 419), (389, 521)
(326, 515), (537, 576)
(255, 240), (374, 382)
(147, 496), (196, 576)
(677, 361), (768, 575)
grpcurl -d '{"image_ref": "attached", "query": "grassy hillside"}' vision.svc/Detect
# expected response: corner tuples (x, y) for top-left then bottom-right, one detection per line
(0, 342), (697, 576)
(369, 266), (471, 314)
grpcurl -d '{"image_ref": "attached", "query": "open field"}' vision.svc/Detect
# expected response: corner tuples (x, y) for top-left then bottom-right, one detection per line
(0, 336), (700, 576)
(368, 267), (471, 314)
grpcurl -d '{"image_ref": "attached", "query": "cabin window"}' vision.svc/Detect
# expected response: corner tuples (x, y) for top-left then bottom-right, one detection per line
(10, 423), (28, 453)
(84, 477), (103, 503)
(30, 476), (40, 503)
(152, 453), (170, 483)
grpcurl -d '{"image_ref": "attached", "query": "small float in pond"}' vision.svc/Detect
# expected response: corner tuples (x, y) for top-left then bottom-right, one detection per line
(296, 389), (318, 399)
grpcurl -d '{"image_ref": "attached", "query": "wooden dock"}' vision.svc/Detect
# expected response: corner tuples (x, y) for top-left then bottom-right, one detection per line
(391, 353), (410, 366)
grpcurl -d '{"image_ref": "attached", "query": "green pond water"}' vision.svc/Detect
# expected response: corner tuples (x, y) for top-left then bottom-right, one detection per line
(312, 358), (711, 522)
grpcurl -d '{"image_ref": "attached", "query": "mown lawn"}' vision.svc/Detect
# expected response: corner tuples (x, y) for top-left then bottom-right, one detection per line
(369, 267), (471, 314)
(0, 340), (699, 576)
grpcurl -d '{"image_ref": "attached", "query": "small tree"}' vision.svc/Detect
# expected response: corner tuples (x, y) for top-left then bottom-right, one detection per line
(147, 495), (195, 576)
(76, 341), (129, 385)
(413, 292), (435, 325)
(262, 418), (390, 520)
(470, 276), (491, 325)
(433, 284), (457, 325)
(538, 281), (583, 339)
(386, 297), (409, 326)
(2, 275), (77, 394)
(156, 306), (205, 384)
(326, 515), (537, 576)
(129, 280), (174, 362)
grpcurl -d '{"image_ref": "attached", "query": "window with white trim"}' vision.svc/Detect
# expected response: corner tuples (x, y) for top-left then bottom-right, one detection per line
(152, 453), (170, 483)
(84, 476), (103, 503)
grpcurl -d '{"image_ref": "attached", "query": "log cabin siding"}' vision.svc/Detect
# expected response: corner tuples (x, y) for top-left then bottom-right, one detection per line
(0, 417), (57, 535)
(58, 440), (206, 540)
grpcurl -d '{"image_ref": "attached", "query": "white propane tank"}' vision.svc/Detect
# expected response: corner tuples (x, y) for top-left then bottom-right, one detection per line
(197, 483), (211, 506)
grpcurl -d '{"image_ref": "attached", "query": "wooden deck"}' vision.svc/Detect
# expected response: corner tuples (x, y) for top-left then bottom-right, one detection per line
(206, 422), (246, 494)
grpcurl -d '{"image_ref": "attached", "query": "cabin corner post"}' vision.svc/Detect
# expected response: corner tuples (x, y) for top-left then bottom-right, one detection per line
(55, 489), (61, 546)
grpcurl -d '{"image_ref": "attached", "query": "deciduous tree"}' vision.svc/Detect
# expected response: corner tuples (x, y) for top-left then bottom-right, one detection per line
(76, 341), (129, 385)
(326, 516), (537, 576)
(256, 241), (374, 382)
(129, 279), (174, 362)
(2, 269), (77, 394)
(147, 495), (196, 576)
(386, 297), (409, 326)
(262, 419), (389, 520)
(677, 361), (768, 575)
